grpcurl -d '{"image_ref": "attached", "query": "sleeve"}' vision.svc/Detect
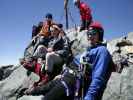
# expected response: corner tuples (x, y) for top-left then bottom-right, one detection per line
(84, 47), (112, 100)
(23, 62), (35, 72)
(55, 36), (70, 57)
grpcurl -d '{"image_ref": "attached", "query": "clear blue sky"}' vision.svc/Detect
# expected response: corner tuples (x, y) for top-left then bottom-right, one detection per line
(0, 0), (133, 65)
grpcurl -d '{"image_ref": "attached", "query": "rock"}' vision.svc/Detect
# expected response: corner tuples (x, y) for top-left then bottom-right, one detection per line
(0, 66), (30, 100)
(103, 32), (133, 100)
(127, 32), (133, 43)
(0, 65), (14, 81)
(103, 65), (133, 100)
(66, 29), (89, 55)
(18, 95), (43, 100)
(0, 68), (4, 80)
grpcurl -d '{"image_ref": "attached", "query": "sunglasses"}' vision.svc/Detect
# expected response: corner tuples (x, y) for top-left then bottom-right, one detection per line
(50, 28), (59, 33)
(87, 29), (97, 37)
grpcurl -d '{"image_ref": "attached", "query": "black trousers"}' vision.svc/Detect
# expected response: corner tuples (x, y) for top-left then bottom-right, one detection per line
(80, 18), (92, 31)
(30, 79), (74, 100)
(42, 80), (69, 100)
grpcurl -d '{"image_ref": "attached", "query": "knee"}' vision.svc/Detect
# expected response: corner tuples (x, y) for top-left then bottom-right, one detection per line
(46, 52), (54, 60)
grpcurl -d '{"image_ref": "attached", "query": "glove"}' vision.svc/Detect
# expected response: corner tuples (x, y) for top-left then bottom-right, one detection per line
(80, 52), (88, 64)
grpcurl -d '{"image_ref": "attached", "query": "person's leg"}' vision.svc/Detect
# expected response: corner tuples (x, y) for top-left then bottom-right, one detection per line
(29, 80), (58, 96)
(42, 82), (67, 100)
(85, 18), (92, 30)
(80, 20), (86, 31)
(45, 52), (63, 73)
(40, 52), (63, 84)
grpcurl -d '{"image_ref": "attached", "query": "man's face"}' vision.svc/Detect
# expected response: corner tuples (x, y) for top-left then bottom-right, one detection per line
(87, 29), (99, 45)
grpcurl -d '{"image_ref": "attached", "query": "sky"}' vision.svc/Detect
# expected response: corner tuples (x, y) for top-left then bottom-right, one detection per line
(0, 0), (133, 65)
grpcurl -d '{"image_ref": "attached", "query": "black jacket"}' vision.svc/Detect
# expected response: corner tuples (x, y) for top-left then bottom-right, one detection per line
(48, 35), (70, 58)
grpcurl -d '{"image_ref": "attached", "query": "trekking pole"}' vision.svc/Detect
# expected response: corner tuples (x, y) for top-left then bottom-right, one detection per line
(64, 0), (69, 29)
(68, 10), (78, 36)
(81, 64), (87, 100)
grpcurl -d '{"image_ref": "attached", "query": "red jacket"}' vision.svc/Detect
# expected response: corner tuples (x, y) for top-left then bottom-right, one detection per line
(79, 2), (92, 21)
(23, 62), (47, 87)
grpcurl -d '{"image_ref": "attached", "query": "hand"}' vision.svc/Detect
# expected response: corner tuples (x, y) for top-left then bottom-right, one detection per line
(47, 48), (53, 52)
(38, 80), (47, 86)
(53, 75), (62, 80)
(24, 88), (34, 95)
(19, 58), (26, 65)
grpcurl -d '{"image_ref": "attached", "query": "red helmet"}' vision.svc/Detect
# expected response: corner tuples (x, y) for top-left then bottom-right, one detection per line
(89, 22), (103, 30)
(88, 22), (104, 41)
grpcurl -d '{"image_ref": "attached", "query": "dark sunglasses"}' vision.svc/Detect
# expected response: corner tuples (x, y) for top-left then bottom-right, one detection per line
(50, 28), (59, 33)
(87, 29), (97, 37)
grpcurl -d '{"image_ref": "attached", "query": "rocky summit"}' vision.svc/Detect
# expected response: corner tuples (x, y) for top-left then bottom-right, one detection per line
(0, 31), (133, 100)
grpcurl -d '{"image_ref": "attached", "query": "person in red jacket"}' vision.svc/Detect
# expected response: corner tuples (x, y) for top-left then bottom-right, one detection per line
(20, 57), (48, 87)
(74, 0), (93, 31)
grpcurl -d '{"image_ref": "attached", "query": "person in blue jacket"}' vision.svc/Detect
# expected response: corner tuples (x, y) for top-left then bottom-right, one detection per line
(80, 22), (113, 100)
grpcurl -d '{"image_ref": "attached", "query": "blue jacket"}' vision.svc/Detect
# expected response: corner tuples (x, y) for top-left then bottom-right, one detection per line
(83, 44), (112, 100)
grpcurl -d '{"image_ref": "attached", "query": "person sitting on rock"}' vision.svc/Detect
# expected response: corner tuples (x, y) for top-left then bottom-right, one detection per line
(24, 24), (71, 85)
(20, 57), (48, 87)
(24, 13), (54, 58)
(39, 13), (55, 37)
(17, 57), (49, 99)
(39, 24), (71, 85)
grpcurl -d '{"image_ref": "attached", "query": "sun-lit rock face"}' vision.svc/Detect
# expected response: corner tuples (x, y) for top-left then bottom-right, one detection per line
(103, 32), (133, 100)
